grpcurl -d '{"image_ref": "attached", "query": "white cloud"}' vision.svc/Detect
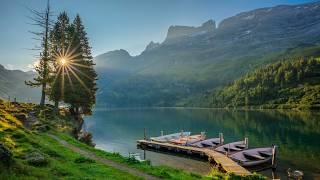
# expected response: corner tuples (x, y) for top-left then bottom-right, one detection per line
(26, 60), (40, 72)
(5, 64), (15, 70)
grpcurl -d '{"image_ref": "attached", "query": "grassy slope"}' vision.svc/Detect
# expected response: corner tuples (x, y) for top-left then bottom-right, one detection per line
(0, 102), (140, 179)
(0, 100), (264, 179)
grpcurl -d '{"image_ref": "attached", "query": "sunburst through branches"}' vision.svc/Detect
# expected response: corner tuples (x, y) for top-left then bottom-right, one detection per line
(51, 44), (91, 99)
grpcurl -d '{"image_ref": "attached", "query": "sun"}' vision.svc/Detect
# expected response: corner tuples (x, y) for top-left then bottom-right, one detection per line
(59, 58), (67, 66)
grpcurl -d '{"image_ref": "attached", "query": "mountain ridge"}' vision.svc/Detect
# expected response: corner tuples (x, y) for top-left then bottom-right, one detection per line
(94, 1), (320, 107)
(0, 64), (40, 102)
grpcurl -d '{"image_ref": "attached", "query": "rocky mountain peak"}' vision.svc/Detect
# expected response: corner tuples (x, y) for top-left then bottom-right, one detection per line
(144, 41), (160, 51)
(165, 19), (216, 41)
(102, 49), (131, 58)
(201, 19), (216, 29)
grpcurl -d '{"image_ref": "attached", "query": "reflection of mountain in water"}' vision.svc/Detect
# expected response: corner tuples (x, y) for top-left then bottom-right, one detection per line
(85, 109), (320, 179)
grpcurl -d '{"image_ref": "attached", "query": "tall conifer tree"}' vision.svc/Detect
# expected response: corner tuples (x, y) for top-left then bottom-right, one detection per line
(48, 12), (71, 112)
(65, 15), (97, 116)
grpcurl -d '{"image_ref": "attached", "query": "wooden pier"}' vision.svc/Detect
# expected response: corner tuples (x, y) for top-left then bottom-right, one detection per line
(137, 139), (252, 176)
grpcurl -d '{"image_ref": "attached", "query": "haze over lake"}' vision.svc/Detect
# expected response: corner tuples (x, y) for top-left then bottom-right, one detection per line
(84, 108), (320, 179)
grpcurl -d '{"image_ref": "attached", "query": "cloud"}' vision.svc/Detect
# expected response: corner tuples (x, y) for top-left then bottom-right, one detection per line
(4, 64), (15, 70)
(26, 60), (40, 72)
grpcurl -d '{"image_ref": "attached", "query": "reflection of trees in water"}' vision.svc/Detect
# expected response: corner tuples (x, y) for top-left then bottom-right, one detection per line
(218, 109), (320, 173)
(161, 109), (320, 173)
(87, 109), (320, 174)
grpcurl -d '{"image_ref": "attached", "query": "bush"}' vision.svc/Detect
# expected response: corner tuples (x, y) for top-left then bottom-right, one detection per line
(74, 156), (95, 164)
(25, 151), (48, 167)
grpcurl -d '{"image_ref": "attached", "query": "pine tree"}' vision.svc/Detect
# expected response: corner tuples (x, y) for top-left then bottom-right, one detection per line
(48, 12), (72, 112)
(74, 15), (93, 61)
(64, 15), (97, 117)
(25, 1), (53, 107)
(47, 13), (97, 116)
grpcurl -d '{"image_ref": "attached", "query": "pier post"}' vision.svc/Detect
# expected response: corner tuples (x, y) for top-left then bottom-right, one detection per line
(8, 96), (11, 108)
(244, 137), (249, 149)
(272, 145), (277, 169)
(161, 130), (164, 136)
(144, 128), (146, 140)
(201, 131), (206, 139)
(219, 133), (224, 144)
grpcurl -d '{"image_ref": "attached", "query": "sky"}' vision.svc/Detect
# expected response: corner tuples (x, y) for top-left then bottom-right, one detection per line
(0, 0), (318, 71)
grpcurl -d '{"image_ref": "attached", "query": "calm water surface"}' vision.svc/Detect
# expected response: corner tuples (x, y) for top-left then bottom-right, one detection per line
(84, 108), (320, 179)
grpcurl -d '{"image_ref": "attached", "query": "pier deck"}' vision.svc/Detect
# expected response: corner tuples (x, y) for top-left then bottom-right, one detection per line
(137, 139), (252, 176)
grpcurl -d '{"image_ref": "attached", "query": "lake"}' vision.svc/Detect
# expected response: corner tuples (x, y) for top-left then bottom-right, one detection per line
(84, 108), (320, 179)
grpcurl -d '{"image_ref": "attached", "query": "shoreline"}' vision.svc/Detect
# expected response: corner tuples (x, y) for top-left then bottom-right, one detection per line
(91, 105), (320, 112)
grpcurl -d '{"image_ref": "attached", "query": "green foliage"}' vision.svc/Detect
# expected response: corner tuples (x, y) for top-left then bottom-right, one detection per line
(48, 11), (71, 106)
(48, 12), (97, 115)
(209, 57), (320, 109)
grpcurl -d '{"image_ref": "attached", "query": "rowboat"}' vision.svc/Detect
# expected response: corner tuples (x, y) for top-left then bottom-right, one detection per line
(150, 132), (191, 143)
(230, 146), (276, 167)
(189, 133), (224, 148)
(189, 138), (221, 148)
(170, 134), (205, 145)
(215, 140), (248, 154)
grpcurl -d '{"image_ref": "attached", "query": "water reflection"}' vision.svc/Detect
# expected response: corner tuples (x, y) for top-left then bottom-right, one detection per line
(84, 108), (320, 179)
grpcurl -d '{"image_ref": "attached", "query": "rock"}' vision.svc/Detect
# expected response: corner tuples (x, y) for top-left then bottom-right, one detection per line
(0, 143), (12, 165)
(25, 151), (48, 166)
(77, 131), (95, 147)
(13, 113), (27, 122)
(32, 123), (50, 132)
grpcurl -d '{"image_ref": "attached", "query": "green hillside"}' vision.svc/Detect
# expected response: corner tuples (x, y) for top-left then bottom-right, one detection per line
(202, 56), (320, 109)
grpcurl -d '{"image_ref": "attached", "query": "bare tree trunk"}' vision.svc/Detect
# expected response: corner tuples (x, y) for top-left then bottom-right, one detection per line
(40, 3), (50, 107)
(75, 107), (80, 120)
(54, 100), (59, 114)
(26, 1), (51, 107)
(40, 84), (46, 106)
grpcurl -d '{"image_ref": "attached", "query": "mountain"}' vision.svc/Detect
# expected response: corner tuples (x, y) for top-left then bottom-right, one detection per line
(144, 41), (160, 52)
(0, 64), (40, 102)
(94, 1), (320, 107)
(165, 19), (216, 41)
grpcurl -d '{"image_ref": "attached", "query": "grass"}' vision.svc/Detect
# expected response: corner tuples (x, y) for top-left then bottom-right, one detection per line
(51, 131), (211, 180)
(0, 103), (141, 179)
(0, 101), (265, 179)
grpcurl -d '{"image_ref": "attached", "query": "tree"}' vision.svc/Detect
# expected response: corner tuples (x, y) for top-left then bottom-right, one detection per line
(25, 1), (53, 107)
(48, 12), (72, 112)
(64, 15), (97, 117)
(47, 12), (97, 117)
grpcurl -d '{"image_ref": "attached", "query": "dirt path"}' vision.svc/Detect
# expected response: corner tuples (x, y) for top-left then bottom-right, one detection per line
(47, 134), (160, 180)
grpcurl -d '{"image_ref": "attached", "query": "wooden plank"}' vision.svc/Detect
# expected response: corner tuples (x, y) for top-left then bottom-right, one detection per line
(137, 140), (252, 176)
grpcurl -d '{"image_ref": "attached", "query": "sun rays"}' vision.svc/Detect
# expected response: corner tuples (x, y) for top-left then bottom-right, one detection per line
(50, 44), (91, 99)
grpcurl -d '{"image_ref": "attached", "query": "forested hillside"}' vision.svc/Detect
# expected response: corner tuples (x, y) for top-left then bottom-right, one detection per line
(205, 57), (320, 109)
